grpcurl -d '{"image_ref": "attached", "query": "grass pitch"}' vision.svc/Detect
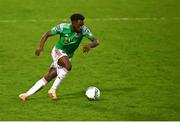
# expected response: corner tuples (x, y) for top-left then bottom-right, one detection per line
(0, 0), (180, 120)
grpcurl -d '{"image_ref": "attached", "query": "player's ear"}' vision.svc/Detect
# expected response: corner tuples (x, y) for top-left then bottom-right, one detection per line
(80, 21), (84, 26)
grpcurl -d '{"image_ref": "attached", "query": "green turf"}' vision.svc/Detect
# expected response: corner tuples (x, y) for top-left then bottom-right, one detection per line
(0, 0), (180, 120)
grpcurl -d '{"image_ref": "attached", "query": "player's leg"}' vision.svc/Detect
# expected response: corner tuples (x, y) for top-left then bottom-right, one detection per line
(44, 67), (57, 82)
(48, 56), (71, 100)
(19, 68), (57, 101)
(51, 56), (72, 89)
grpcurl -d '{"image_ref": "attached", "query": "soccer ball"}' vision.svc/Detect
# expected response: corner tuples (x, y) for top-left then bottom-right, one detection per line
(85, 86), (100, 100)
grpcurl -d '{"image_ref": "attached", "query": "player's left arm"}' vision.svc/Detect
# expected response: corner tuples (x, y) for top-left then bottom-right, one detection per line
(83, 27), (99, 53)
(83, 38), (99, 53)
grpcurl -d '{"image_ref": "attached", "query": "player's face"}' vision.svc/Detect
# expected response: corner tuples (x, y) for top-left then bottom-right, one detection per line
(72, 20), (84, 32)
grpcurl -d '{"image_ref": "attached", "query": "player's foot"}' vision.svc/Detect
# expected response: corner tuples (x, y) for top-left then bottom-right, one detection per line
(19, 93), (28, 101)
(48, 88), (58, 100)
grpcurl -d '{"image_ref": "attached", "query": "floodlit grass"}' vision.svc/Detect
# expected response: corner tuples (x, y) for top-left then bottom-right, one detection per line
(0, 0), (180, 120)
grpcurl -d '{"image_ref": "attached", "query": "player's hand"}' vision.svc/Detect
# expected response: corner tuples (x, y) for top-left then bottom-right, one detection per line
(83, 45), (91, 53)
(35, 48), (43, 56)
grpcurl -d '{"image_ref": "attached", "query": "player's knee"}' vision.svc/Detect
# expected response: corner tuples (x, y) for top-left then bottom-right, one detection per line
(65, 64), (72, 71)
(44, 75), (53, 82)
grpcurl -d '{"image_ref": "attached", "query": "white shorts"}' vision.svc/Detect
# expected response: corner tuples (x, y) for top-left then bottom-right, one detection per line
(50, 47), (68, 68)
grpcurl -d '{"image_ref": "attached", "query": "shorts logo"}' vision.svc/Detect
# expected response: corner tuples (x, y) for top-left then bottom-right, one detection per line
(55, 49), (62, 56)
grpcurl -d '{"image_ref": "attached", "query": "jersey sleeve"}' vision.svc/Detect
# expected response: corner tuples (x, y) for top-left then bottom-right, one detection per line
(82, 26), (95, 40)
(50, 23), (64, 35)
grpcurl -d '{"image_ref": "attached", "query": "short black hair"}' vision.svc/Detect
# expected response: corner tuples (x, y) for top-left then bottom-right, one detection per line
(70, 13), (85, 21)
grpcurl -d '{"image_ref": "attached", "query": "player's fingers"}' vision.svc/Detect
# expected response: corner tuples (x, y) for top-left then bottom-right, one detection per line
(83, 48), (88, 53)
(83, 49), (88, 53)
(35, 50), (40, 56)
(83, 47), (86, 53)
(86, 47), (90, 53)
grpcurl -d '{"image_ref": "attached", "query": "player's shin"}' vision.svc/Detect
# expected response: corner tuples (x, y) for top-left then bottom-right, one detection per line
(26, 78), (48, 96)
(48, 67), (68, 100)
(51, 68), (68, 90)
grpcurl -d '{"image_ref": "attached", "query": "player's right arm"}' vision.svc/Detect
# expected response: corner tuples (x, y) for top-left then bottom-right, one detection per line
(35, 31), (53, 56)
(35, 23), (63, 56)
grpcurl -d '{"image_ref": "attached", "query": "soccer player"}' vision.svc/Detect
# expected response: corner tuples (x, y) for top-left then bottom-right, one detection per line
(19, 13), (99, 101)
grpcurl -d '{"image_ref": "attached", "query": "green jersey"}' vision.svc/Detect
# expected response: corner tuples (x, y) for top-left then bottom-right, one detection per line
(50, 23), (95, 58)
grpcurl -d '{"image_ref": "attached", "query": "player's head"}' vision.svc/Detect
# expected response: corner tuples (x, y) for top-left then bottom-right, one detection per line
(70, 13), (85, 32)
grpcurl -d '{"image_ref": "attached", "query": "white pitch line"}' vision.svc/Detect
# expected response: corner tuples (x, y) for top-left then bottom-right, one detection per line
(0, 17), (180, 23)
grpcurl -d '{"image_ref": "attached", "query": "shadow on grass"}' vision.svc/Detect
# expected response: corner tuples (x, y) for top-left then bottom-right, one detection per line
(17, 87), (136, 102)
(59, 87), (136, 101)
(59, 90), (85, 100)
